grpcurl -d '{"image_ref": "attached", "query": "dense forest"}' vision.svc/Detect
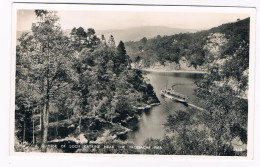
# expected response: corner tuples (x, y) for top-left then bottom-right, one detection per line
(125, 18), (249, 71)
(15, 10), (159, 152)
(132, 18), (249, 156)
(15, 10), (249, 156)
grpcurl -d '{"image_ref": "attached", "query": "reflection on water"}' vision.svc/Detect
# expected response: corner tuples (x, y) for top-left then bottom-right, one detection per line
(129, 71), (204, 145)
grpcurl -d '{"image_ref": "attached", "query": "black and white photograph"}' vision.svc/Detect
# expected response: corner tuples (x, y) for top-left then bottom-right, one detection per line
(10, 3), (255, 157)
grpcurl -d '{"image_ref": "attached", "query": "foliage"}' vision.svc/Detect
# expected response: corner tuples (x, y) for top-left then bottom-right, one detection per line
(15, 10), (159, 153)
(143, 18), (249, 156)
(15, 11), (249, 155)
(125, 18), (249, 70)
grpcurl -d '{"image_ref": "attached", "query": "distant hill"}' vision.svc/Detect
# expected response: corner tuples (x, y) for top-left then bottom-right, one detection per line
(95, 26), (197, 43)
(63, 26), (197, 43)
(125, 17), (250, 69)
(18, 26), (197, 45)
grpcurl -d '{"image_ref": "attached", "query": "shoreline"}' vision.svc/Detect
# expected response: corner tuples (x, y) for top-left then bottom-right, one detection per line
(141, 69), (208, 74)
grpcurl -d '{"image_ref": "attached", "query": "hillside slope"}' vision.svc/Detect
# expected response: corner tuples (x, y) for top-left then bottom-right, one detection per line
(125, 18), (249, 99)
(96, 26), (197, 43)
(59, 26), (197, 43)
(125, 18), (249, 71)
(18, 26), (197, 45)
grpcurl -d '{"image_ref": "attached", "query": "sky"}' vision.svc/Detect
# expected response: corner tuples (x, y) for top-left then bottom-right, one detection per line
(16, 10), (250, 32)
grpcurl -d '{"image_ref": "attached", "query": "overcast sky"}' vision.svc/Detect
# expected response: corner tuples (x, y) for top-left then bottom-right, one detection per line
(17, 10), (249, 31)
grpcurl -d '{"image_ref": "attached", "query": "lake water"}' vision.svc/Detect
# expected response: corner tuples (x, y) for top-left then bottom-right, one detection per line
(129, 71), (204, 145)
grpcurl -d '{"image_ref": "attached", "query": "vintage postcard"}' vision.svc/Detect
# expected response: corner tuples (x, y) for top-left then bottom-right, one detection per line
(10, 3), (256, 158)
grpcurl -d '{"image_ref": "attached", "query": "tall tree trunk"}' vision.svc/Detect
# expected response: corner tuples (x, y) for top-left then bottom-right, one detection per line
(56, 114), (59, 138)
(23, 118), (26, 143)
(41, 96), (50, 152)
(67, 109), (70, 123)
(40, 110), (43, 131)
(33, 118), (35, 145)
(39, 108), (43, 148)
(79, 115), (81, 134)
(41, 67), (50, 152)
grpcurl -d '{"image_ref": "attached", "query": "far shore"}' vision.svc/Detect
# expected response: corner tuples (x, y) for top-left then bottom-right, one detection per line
(141, 69), (208, 74)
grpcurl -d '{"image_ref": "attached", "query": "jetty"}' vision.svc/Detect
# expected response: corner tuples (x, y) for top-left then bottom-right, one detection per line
(161, 88), (205, 111)
(186, 102), (205, 111)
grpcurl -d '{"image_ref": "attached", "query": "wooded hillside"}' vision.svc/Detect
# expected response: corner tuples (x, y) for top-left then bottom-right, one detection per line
(15, 10), (159, 152)
(125, 18), (249, 71)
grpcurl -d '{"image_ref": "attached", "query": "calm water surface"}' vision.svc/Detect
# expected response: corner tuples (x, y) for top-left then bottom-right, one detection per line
(129, 71), (204, 145)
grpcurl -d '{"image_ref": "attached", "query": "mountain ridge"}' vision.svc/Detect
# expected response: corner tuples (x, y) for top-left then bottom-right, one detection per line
(95, 26), (198, 43)
(17, 26), (198, 44)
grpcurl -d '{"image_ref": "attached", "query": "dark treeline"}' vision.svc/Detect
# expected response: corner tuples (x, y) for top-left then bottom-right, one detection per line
(134, 18), (249, 156)
(15, 10), (159, 152)
(125, 18), (249, 70)
(15, 10), (249, 156)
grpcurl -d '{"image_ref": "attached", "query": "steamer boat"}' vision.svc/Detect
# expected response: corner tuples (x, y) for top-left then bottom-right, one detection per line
(160, 88), (188, 104)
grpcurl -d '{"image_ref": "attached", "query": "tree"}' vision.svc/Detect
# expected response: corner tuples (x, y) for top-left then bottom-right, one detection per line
(101, 35), (106, 46)
(108, 35), (115, 48)
(70, 48), (97, 134)
(86, 28), (100, 51)
(117, 41), (127, 57)
(16, 16), (160, 152)
(140, 37), (148, 45)
(76, 27), (87, 39)
(114, 41), (131, 73)
(16, 10), (73, 152)
(194, 30), (249, 155)
(71, 27), (100, 52)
